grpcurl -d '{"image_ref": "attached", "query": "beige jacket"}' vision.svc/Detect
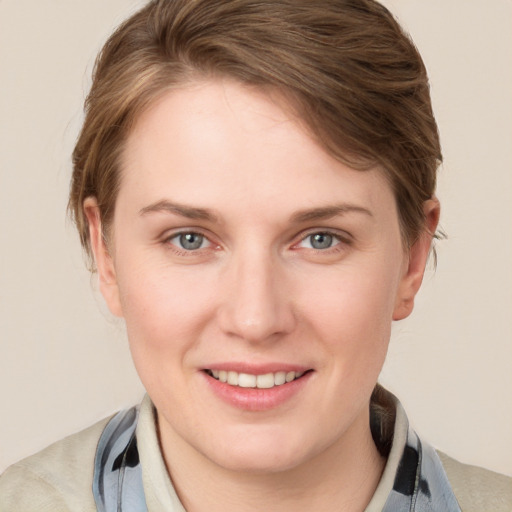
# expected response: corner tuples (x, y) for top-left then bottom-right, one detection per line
(1, 395), (511, 511)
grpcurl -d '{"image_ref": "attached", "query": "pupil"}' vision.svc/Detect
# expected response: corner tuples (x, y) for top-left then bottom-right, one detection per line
(311, 233), (332, 249)
(180, 233), (203, 250)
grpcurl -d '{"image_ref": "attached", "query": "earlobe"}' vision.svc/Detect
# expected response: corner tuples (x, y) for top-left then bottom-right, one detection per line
(392, 198), (440, 321)
(83, 198), (123, 317)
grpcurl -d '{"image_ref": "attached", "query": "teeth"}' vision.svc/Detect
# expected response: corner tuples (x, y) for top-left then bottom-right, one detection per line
(274, 371), (286, 386)
(256, 373), (274, 389)
(238, 373), (257, 388)
(227, 371), (238, 385)
(208, 369), (306, 388)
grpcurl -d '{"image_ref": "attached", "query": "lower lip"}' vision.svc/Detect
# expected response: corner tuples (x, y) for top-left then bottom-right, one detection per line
(202, 371), (312, 411)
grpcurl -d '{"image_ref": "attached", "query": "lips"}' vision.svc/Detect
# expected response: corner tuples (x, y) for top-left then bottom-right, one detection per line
(202, 366), (312, 411)
(205, 369), (305, 389)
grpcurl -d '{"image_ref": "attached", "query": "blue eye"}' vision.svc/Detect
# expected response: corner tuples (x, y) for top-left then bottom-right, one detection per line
(169, 232), (210, 251)
(299, 232), (340, 250)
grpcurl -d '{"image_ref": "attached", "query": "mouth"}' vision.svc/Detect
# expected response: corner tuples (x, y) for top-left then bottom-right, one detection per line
(203, 369), (310, 389)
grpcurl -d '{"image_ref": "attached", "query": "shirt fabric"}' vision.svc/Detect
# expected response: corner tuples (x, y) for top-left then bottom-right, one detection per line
(1, 388), (511, 511)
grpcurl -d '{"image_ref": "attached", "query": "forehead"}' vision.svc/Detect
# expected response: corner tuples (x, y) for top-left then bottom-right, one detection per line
(118, 79), (396, 223)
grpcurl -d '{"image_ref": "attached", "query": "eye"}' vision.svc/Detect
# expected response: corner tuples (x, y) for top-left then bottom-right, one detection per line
(298, 232), (341, 250)
(168, 232), (211, 251)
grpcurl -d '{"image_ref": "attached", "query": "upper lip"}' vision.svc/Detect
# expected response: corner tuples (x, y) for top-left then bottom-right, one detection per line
(202, 362), (312, 375)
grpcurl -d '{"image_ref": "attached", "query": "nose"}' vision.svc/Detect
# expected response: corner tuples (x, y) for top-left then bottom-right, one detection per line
(217, 247), (296, 343)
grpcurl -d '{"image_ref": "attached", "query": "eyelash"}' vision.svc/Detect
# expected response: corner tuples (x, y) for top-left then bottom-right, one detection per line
(163, 229), (351, 256)
(164, 230), (214, 256)
(293, 230), (349, 253)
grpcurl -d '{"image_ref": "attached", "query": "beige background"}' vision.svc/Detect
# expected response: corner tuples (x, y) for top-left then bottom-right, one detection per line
(1, 0), (511, 476)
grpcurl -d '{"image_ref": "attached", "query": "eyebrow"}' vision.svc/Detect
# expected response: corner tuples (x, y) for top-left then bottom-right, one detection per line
(289, 204), (373, 223)
(139, 199), (372, 224)
(139, 200), (219, 222)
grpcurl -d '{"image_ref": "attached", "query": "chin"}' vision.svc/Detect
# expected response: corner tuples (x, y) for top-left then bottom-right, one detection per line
(211, 447), (307, 474)
(199, 426), (322, 474)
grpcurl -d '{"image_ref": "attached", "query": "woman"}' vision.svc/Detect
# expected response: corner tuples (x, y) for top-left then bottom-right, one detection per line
(1, 0), (510, 510)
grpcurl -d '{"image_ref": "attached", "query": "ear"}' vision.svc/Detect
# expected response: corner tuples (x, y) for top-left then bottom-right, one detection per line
(393, 198), (440, 321)
(83, 198), (123, 317)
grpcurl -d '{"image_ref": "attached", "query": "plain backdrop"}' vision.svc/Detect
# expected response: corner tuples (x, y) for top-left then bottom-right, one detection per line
(1, 0), (511, 476)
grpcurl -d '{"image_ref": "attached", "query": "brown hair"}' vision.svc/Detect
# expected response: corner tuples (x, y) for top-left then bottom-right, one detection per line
(69, 0), (441, 268)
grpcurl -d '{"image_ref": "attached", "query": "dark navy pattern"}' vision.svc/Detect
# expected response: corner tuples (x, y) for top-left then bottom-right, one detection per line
(93, 403), (461, 511)
(382, 427), (461, 511)
(93, 407), (148, 512)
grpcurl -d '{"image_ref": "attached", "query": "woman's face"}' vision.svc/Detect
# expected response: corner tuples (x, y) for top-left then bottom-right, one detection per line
(88, 80), (432, 473)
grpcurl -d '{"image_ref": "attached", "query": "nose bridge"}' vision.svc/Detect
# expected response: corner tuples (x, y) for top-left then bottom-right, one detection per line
(219, 243), (294, 342)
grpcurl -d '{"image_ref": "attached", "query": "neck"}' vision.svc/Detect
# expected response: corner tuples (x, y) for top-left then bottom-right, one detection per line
(158, 408), (386, 512)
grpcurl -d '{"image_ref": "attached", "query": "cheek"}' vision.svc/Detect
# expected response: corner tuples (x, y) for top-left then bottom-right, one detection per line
(114, 258), (218, 362)
(302, 262), (400, 364)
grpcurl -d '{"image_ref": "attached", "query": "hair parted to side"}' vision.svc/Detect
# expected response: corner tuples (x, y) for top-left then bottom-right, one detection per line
(69, 0), (442, 269)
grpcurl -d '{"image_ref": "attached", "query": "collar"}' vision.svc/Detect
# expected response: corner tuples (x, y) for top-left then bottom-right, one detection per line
(366, 386), (461, 511)
(92, 388), (461, 511)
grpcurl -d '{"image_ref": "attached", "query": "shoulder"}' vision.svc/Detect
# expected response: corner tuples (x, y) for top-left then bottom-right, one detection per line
(437, 451), (512, 512)
(0, 414), (113, 512)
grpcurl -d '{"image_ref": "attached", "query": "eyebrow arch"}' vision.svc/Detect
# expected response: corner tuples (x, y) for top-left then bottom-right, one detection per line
(139, 200), (219, 222)
(290, 204), (373, 223)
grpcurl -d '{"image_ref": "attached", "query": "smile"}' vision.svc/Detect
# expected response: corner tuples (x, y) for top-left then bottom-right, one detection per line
(205, 369), (306, 389)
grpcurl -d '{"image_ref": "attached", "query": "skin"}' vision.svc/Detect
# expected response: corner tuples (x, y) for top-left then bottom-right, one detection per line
(85, 79), (439, 511)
